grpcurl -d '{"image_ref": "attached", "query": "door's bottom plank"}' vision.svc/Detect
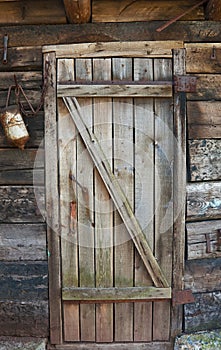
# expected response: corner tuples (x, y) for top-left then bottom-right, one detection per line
(50, 342), (173, 350)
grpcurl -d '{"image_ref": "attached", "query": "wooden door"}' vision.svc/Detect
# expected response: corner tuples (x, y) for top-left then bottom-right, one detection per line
(43, 42), (186, 349)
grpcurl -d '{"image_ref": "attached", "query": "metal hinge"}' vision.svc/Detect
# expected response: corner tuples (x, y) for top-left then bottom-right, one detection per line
(172, 289), (195, 306)
(174, 75), (197, 93)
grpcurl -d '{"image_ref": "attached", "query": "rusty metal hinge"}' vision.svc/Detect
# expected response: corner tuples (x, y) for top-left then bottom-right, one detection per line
(174, 76), (197, 93)
(172, 289), (195, 306)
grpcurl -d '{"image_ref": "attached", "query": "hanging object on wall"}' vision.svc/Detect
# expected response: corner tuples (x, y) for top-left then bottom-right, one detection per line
(0, 105), (29, 149)
(0, 84), (29, 149)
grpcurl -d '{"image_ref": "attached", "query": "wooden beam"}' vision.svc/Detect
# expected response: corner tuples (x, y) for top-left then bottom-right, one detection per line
(1, 22), (221, 48)
(63, 0), (91, 23)
(92, 0), (205, 23)
(62, 287), (171, 302)
(206, 0), (221, 20)
(44, 40), (183, 57)
(58, 83), (172, 97)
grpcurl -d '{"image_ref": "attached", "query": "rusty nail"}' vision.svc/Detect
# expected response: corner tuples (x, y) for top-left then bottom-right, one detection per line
(3, 34), (8, 64)
(211, 46), (216, 60)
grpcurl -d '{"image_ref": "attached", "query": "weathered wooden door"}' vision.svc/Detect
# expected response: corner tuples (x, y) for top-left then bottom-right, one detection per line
(43, 42), (186, 349)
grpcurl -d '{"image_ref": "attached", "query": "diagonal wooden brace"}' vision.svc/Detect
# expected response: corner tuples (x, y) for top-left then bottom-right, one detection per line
(63, 96), (170, 289)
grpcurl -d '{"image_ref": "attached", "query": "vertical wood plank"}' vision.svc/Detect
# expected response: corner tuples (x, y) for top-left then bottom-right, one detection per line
(153, 58), (173, 341)
(171, 49), (186, 338)
(112, 58), (134, 342)
(44, 52), (62, 345)
(58, 57), (79, 341)
(93, 58), (114, 343)
(133, 58), (154, 342)
(75, 58), (96, 342)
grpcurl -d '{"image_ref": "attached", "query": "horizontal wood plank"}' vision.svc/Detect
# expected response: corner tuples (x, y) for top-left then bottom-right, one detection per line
(185, 43), (221, 73)
(0, 149), (44, 185)
(1, 22), (221, 49)
(187, 101), (221, 139)
(187, 220), (221, 260)
(92, 0), (205, 22)
(0, 71), (42, 90)
(0, 261), (48, 300)
(0, 148), (44, 170)
(62, 287), (171, 302)
(185, 258), (221, 293)
(58, 83), (172, 97)
(185, 291), (221, 332)
(52, 342), (172, 350)
(0, 90), (42, 110)
(187, 75), (221, 100)
(44, 41), (183, 57)
(0, 0), (66, 25)
(0, 301), (48, 337)
(188, 139), (221, 181)
(187, 182), (221, 221)
(0, 186), (45, 223)
(0, 223), (46, 261)
(0, 46), (42, 71)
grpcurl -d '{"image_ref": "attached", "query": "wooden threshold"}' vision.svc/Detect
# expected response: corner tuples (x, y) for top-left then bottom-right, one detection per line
(49, 342), (173, 350)
(62, 287), (172, 302)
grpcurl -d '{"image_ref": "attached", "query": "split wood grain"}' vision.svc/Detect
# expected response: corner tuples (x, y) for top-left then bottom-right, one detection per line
(0, 300), (48, 337)
(0, 71), (42, 89)
(44, 41), (183, 57)
(0, 186), (44, 223)
(62, 287), (171, 301)
(187, 75), (221, 100)
(0, 46), (42, 71)
(0, 261), (48, 301)
(74, 59), (95, 342)
(133, 58), (154, 342)
(153, 58), (173, 342)
(185, 43), (221, 73)
(57, 92), (80, 342)
(57, 83), (172, 97)
(187, 182), (221, 221)
(171, 49), (186, 338)
(187, 101), (221, 139)
(0, 223), (46, 261)
(184, 258), (221, 293)
(2, 22), (221, 49)
(44, 52), (62, 345)
(93, 58), (113, 343)
(92, 0), (204, 23)
(112, 57), (134, 342)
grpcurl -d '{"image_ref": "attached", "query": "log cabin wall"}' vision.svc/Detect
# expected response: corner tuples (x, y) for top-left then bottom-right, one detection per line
(0, 0), (221, 343)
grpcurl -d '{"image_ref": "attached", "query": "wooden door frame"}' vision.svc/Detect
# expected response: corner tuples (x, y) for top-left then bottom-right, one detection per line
(43, 42), (186, 348)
